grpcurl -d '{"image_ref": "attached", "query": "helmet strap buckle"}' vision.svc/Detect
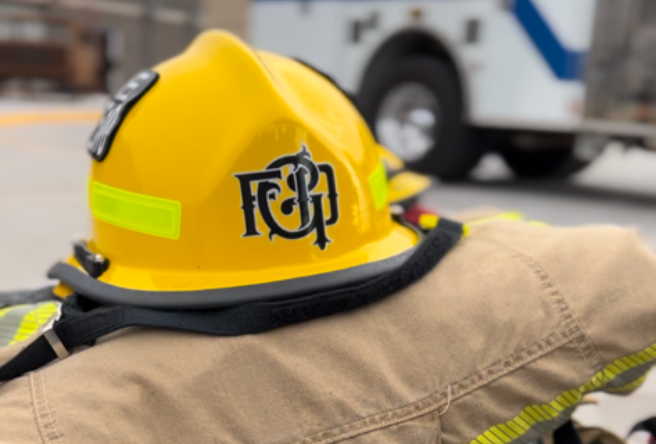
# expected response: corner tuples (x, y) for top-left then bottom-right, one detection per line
(42, 304), (69, 360)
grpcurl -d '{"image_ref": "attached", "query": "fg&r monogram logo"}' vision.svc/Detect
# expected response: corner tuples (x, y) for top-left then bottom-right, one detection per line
(234, 145), (339, 250)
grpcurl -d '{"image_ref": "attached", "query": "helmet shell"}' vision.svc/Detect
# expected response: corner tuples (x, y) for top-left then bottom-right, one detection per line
(68, 31), (417, 296)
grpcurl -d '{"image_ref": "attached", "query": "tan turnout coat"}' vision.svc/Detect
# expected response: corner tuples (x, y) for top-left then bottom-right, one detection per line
(1, 220), (656, 444)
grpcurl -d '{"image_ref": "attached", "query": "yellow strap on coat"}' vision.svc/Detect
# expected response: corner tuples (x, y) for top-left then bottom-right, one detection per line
(418, 212), (548, 236)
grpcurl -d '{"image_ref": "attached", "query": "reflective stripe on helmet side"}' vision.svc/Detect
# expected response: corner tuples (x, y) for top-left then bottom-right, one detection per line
(90, 181), (182, 240)
(368, 162), (389, 211)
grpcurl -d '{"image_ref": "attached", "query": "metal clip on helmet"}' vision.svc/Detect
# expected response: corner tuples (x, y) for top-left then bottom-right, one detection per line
(49, 31), (420, 309)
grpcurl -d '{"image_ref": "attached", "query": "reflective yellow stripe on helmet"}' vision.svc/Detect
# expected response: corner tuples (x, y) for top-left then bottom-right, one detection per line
(368, 162), (389, 211)
(90, 181), (182, 240)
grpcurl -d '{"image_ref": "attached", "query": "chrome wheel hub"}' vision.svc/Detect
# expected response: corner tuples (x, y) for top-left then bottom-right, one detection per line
(375, 82), (441, 162)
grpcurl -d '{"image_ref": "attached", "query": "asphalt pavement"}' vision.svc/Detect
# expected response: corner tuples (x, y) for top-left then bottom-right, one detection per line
(426, 146), (656, 248)
(1, 98), (655, 437)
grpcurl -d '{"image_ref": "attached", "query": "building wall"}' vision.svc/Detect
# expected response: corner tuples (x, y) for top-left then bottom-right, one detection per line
(0, 0), (251, 91)
(201, 0), (249, 39)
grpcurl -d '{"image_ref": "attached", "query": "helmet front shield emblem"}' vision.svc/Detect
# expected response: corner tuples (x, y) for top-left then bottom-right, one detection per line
(88, 70), (159, 161)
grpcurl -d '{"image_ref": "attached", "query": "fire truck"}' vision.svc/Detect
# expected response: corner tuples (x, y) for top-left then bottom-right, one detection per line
(252, 0), (656, 179)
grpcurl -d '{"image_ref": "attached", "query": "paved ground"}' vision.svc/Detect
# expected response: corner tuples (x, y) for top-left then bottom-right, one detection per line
(427, 147), (656, 248)
(1, 98), (656, 438)
(0, 98), (101, 293)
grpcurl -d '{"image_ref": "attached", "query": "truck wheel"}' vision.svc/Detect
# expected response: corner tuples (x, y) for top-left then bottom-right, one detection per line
(359, 56), (481, 181)
(500, 147), (592, 179)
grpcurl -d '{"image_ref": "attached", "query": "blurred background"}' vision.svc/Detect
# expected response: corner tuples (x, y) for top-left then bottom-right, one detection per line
(1, 0), (656, 438)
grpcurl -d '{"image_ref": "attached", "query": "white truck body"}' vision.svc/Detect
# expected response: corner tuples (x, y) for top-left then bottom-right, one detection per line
(251, 0), (656, 177)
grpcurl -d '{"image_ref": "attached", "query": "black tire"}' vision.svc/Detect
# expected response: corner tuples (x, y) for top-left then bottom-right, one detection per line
(500, 146), (591, 179)
(359, 56), (481, 181)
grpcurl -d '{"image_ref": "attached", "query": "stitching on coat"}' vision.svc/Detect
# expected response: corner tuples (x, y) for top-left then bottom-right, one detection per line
(470, 237), (573, 328)
(29, 372), (63, 444)
(474, 237), (603, 371)
(39, 372), (63, 444)
(288, 236), (592, 444)
(29, 373), (50, 444)
(509, 248), (603, 370)
(434, 412), (442, 444)
(289, 328), (582, 444)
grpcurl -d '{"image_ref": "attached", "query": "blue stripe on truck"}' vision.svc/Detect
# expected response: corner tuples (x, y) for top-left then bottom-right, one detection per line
(510, 0), (586, 81)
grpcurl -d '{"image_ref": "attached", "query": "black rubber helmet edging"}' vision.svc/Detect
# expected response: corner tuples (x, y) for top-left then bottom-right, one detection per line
(48, 248), (415, 311)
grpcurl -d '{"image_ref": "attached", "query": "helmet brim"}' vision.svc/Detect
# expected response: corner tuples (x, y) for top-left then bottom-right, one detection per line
(49, 222), (419, 310)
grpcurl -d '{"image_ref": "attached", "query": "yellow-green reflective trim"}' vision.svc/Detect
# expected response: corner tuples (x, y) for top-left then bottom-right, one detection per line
(91, 181), (182, 240)
(0, 303), (60, 347)
(465, 212), (549, 230)
(10, 303), (59, 344)
(468, 212), (525, 226)
(466, 342), (656, 444)
(368, 162), (389, 211)
(607, 373), (648, 394)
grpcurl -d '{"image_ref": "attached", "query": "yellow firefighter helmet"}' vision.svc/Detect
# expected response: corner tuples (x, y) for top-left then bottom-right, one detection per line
(50, 31), (419, 308)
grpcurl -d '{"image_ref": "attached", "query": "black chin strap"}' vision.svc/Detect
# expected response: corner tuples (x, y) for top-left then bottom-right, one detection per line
(0, 219), (462, 383)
